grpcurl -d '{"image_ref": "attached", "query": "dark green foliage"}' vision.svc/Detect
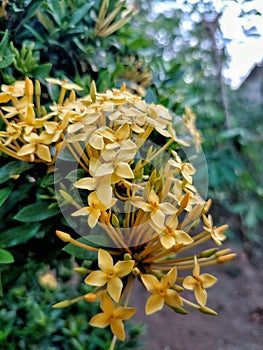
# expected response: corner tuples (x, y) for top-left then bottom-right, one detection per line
(0, 267), (143, 350)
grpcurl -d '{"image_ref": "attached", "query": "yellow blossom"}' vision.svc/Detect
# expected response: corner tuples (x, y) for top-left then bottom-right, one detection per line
(89, 293), (136, 341)
(203, 214), (228, 245)
(134, 189), (177, 229)
(141, 267), (182, 314)
(183, 256), (217, 306)
(156, 214), (194, 249)
(71, 191), (111, 228)
(84, 249), (135, 302)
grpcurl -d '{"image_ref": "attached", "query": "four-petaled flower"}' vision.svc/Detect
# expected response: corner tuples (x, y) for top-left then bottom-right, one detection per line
(203, 214), (228, 246)
(89, 293), (136, 341)
(141, 267), (182, 314)
(183, 255), (217, 306)
(155, 214), (194, 249)
(85, 249), (135, 302)
(71, 191), (110, 228)
(134, 189), (177, 229)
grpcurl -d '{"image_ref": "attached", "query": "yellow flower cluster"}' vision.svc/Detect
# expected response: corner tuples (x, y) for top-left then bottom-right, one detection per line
(0, 77), (82, 163)
(0, 77), (235, 348)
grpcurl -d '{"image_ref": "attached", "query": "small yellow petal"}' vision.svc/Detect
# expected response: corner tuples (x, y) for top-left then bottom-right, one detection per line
(89, 313), (109, 328)
(110, 318), (125, 341)
(145, 294), (164, 315)
(108, 277), (123, 302)
(98, 249), (114, 271)
(84, 270), (107, 286)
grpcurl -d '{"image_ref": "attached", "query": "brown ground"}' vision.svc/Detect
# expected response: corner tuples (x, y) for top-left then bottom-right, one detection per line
(132, 244), (263, 350)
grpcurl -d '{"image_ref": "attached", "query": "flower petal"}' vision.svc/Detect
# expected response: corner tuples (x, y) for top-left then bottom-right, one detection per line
(162, 267), (177, 288)
(36, 144), (52, 162)
(114, 260), (135, 278)
(182, 276), (196, 290)
(115, 162), (134, 179)
(110, 318), (125, 341)
(141, 274), (160, 293)
(200, 273), (217, 288)
(74, 177), (95, 190)
(115, 306), (136, 320)
(194, 284), (207, 306)
(108, 277), (122, 302)
(84, 270), (107, 286)
(160, 235), (175, 249)
(160, 202), (177, 215)
(89, 313), (109, 328)
(145, 294), (164, 315)
(100, 292), (115, 313)
(165, 289), (183, 308)
(98, 249), (113, 271)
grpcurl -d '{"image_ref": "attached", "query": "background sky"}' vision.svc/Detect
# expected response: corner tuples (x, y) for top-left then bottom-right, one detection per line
(220, 0), (263, 88)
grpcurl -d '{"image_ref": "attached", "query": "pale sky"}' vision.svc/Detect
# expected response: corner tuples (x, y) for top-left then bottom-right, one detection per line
(220, 0), (263, 88)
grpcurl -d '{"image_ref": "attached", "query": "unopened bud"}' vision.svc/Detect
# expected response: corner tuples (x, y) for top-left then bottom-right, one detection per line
(69, 89), (76, 102)
(52, 300), (72, 308)
(217, 253), (236, 264)
(74, 267), (90, 274)
(56, 230), (71, 242)
(172, 306), (188, 315)
(90, 80), (97, 102)
(25, 76), (33, 98)
(198, 248), (218, 258)
(199, 306), (218, 316)
(132, 267), (140, 276)
(111, 213), (120, 227)
(84, 293), (97, 302)
(35, 80), (41, 96)
(203, 199), (212, 213)
(124, 253), (132, 261)
(171, 285), (184, 293)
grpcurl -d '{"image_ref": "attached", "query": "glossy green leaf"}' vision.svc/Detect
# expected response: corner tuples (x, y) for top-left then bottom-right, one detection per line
(14, 203), (60, 222)
(0, 248), (14, 264)
(0, 186), (13, 206)
(0, 161), (33, 185)
(0, 55), (15, 69)
(0, 223), (40, 248)
(69, 2), (94, 27)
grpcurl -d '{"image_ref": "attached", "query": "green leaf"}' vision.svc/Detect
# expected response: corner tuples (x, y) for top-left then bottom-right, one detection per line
(0, 55), (15, 69)
(31, 63), (52, 78)
(0, 248), (14, 264)
(69, 2), (94, 27)
(14, 203), (60, 222)
(63, 237), (97, 260)
(0, 30), (10, 53)
(0, 186), (13, 206)
(0, 271), (2, 297)
(0, 161), (33, 184)
(0, 223), (40, 248)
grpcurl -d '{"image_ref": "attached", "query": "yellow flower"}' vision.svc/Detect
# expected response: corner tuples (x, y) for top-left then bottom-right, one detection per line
(156, 214), (193, 249)
(134, 189), (177, 229)
(89, 293), (136, 341)
(71, 191), (110, 228)
(203, 214), (228, 245)
(169, 151), (196, 184)
(0, 81), (25, 102)
(141, 267), (182, 314)
(45, 78), (83, 91)
(182, 256), (217, 306)
(84, 249), (135, 302)
(17, 132), (52, 162)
